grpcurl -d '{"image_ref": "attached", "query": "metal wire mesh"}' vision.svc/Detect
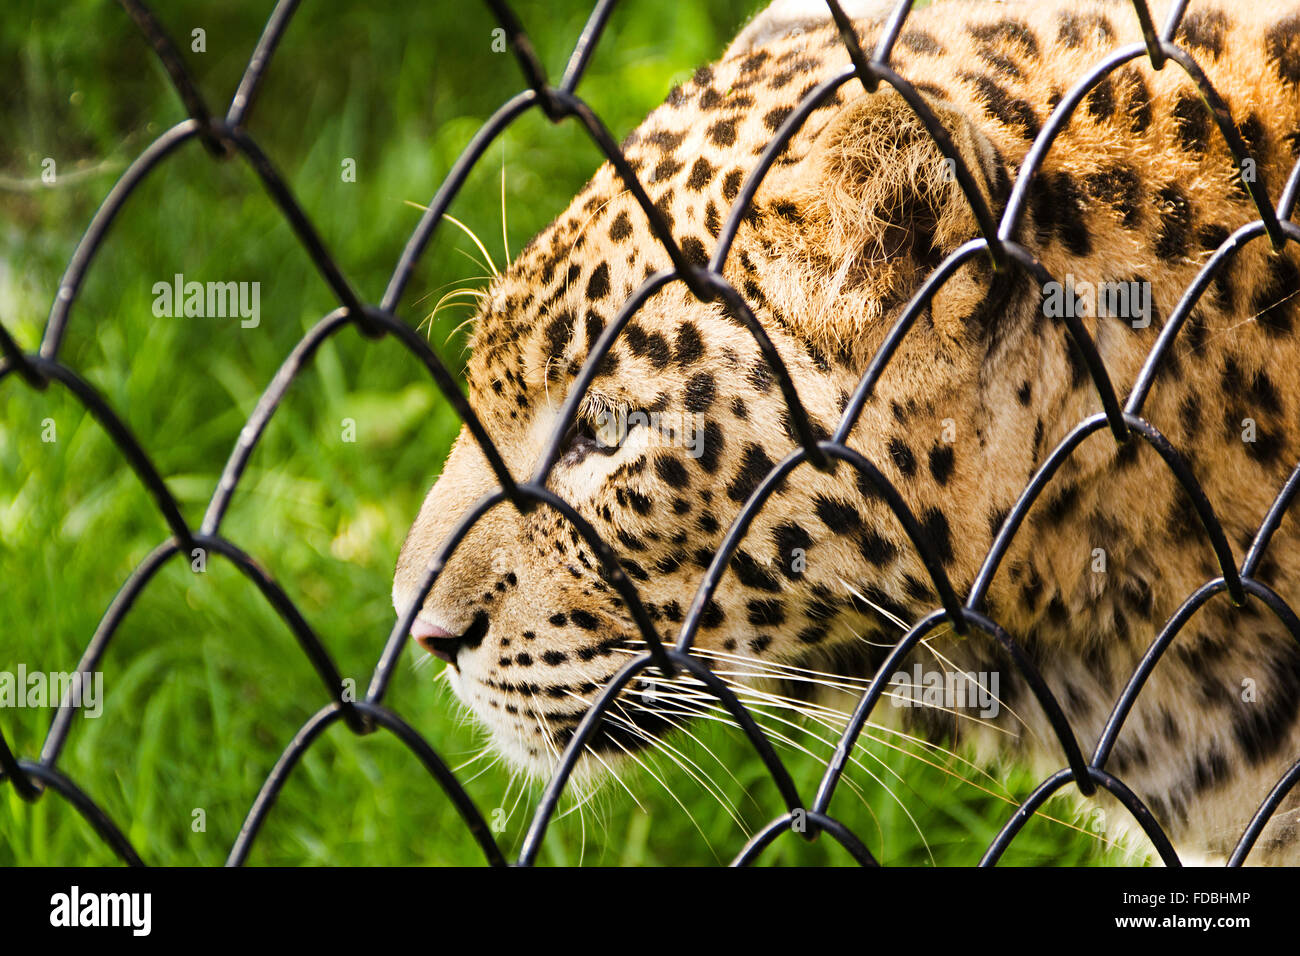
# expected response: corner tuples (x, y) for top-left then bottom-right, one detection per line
(4, 0), (1300, 867)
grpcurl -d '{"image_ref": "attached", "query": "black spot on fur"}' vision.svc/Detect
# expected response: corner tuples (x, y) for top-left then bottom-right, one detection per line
(674, 322), (704, 365)
(968, 19), (1040, 57)
(569, 610), (599, 631)
(1245, 423), (1286, 465)
(1233, 643), (1300, 763)
(888, 437), (917, 477)
(722, 168), (744, 202)
(1057, 11), (1114, 48)
(773, 523), (811, 577)
(1180, 393), (1202, 438)
(1154, 184), (1193, 261)
(583, 310), (605, 353)
(655, 550), (686, 575)
(1019, 565), (1043, 611)
(963, 72), (1041, 140)
(696, 419), (724, 473)
(747, 599), (785, 627)
(1177, 9), (1227, 58)
(703, 200), (721, 237)
(1251, 254), (1300, 335)
(1043, 483), (1079, 526)
(988, 506), (1010, 541)
(726, 551), (778, 595)
(1197, 223), (1230, 252)
(696, 600), (724, 629)
(1191, 747), (1229, 793)
(763, 106), (793, 132)
(727, 443), (779, 502)
(1250, 370), (1283, 416)
(707, 117), (738, 147)
(586, 262), (611, 300)
(919, 508), (954, 565)
(652, 157), (683, 183)
(1030, 171), (1092, 255)
(814, 496), (861, 531)
(616, 529), (646, 552)
(609, 210), (633, 242)
(975, 47), (1024, 80)
(858, 529), (897, 567)
(1116, 67), (1151, 135)
(928, 444), (955, 485)
(684, 372), (716, 412)
(1172, 92), (1210, 154)
(644, 128), (686, 153)
(747, 361), (772, 393)
(543, 311), (575, 362)
(624, 323), (673, 368)
(681, 236), (709, 268)
(686, 157), (716, 191)
(1081, 166), (1144, 227)
(901, 30), (943, 54)
(1085, 75), (1114, 121)
(1265, 13), (1300, 85)
(796, 623), (829, 645)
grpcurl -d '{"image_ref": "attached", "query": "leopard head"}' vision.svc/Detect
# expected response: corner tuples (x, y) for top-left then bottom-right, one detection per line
(391, 11), (1168, 776)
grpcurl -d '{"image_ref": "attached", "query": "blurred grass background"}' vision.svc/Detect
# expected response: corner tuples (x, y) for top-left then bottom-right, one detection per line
(0, 0), (1130, 865)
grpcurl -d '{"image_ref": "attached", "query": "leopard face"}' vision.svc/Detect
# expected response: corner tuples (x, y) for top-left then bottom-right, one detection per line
(394, 0), (1300, 861)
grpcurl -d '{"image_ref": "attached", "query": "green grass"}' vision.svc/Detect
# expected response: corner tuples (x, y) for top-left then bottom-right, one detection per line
(1, 0), (1133, 866)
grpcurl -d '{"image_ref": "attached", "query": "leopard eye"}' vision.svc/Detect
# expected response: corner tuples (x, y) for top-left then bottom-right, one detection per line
(593, 410), (628, 449)
(558, 411), (645, 466)
(558, 417), (616, 466)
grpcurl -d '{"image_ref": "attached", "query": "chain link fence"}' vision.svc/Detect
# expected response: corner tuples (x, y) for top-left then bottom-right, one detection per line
(4, 0), (1300, 866)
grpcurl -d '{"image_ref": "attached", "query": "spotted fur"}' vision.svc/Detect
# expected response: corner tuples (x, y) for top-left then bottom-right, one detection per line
(395, 0), (1300, 863)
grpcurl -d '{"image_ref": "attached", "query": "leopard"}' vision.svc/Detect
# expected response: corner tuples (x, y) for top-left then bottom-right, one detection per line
(392, 0), (1300, 864)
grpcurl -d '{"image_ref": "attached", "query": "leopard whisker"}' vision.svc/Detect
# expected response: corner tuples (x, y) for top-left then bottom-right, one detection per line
(662, 687), (936, 863)
(500, 159), (511, 264)
(597, 723), (723, 864)
(635, 683), (1109, 848)
(601, 703), (748, 833)
(530, 692), (602, 856)
(702, 665), (1018, 738)
(567, 742), (644, 814)
(636, 693), (884, 846)
(606, 694), (747, 826)
(702, 678), (1031, 810)
(831, 579), (1039, 744)
(455, 747), (503, 786)
(900, 622), (1038, 744)
(623, 646), (1012, 738)
(409, 272), (493, 309)
(726, 682), (1023, 805)
(625, 699), (766, 813)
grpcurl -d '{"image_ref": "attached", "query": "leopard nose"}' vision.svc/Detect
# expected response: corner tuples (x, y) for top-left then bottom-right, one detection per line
(411, 620), (460, 663)
(410, 612), (489, 665)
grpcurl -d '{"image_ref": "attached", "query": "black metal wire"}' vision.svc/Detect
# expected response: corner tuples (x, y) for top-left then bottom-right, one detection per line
(5, 0), (1300, 867)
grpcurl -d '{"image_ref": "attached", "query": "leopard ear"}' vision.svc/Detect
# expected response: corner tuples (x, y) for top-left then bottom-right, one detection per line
(751, 87), (1010, 349)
